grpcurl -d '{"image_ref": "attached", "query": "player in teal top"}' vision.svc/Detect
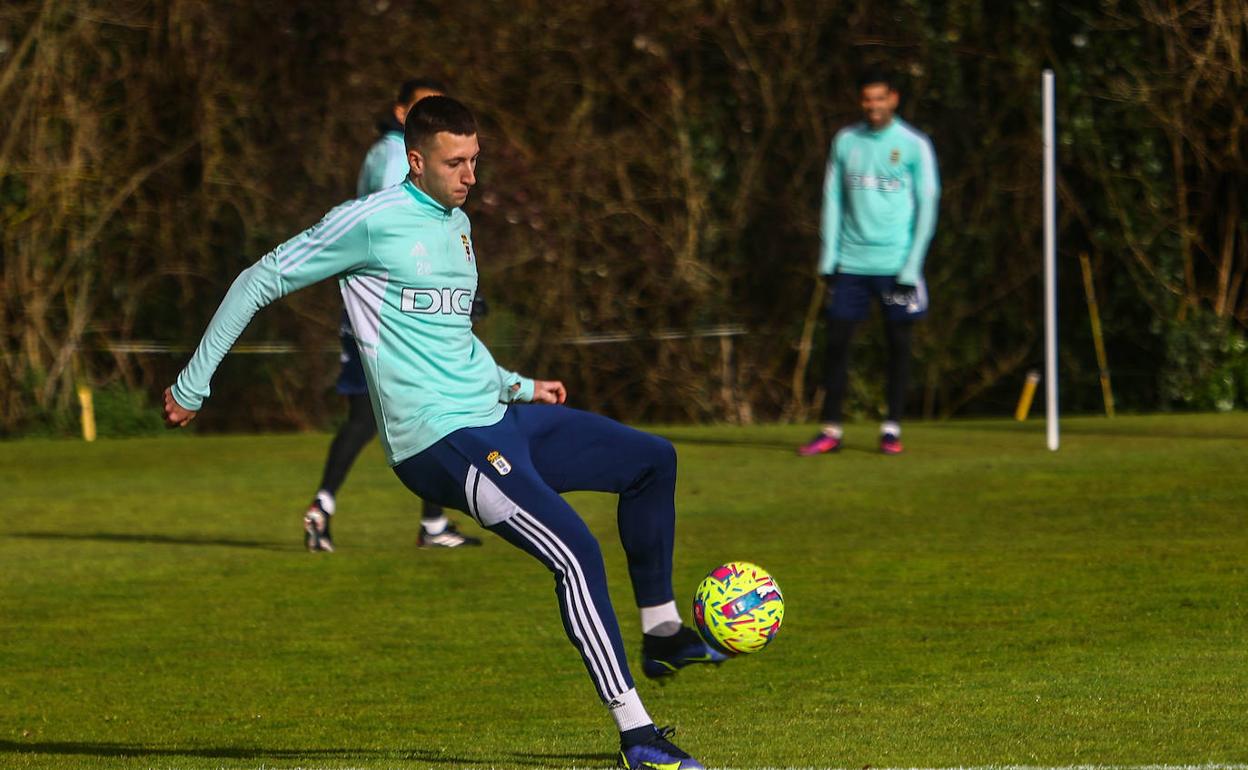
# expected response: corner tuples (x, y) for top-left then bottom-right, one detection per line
(355, 79), (441, 199)
(300, 77), (484, 552)
(162, 96), (716, 769)
(800, 66), (940, 456)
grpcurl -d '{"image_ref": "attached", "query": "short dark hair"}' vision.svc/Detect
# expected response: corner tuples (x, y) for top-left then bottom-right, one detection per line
(856, 67), (896, 92)
(404, 95), (478, 151)
(397, 77), (449, 105)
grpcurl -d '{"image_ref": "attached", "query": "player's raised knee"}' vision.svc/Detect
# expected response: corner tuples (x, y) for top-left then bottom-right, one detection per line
(644, 433), (677, 475)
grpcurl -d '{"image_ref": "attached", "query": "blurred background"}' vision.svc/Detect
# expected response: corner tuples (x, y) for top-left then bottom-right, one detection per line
(1, 0), (1245, 437)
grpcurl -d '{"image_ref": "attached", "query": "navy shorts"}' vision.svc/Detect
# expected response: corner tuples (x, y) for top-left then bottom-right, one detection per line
(825, 273), (928, 322)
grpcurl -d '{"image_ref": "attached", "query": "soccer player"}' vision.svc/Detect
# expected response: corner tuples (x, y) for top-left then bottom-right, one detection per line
(799, 66), (940, 456)
(304, 77), (484, 551)
(161, 96), (718, 770)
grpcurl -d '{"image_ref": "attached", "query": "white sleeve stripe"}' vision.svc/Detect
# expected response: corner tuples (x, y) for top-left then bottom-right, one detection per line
(280, 199), (405, 276)
(276, 188), (405, 272)
(277, 197), (373, 271)
(917, 138), (938, 197)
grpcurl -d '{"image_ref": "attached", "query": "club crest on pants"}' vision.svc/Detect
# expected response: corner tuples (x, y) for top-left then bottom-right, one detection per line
(486, 450), (512, 476)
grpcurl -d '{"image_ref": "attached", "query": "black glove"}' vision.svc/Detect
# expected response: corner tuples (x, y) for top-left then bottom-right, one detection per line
(888, 279), (919, 307)
(470, 294), (489, 321)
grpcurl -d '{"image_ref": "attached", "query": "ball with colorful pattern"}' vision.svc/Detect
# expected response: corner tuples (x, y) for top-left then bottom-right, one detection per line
(692, 561), (784, 655)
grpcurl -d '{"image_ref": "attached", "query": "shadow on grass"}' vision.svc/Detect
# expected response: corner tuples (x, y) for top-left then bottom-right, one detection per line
(660, 433), (800, 453)
(5, 531), (294, 552)
(662, 432), (892, 456)
(948, 420), (1248, 441)
(0, 740), (615, 767)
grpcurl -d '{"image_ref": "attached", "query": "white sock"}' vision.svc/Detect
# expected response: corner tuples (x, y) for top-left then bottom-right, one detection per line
(315, 490), (336, 516)
(881, 421), (901, 438)
(820, 423), (843, 439)
(422, 515), (448, 535)
(607, 688), (652, 732)
(640, 601), (682, 637)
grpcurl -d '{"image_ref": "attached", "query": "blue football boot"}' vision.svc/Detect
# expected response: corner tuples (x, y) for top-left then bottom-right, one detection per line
(641, 626), (728, 680)
(618, 726), (704, 770)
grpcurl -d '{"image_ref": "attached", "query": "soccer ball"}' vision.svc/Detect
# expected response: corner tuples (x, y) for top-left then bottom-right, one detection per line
(692, 561), (784, 655)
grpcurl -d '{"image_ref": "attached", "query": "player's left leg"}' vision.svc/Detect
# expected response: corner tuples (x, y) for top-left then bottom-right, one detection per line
(417, 497), (482, 549)
(512, 405), (726, 679)
(879, 277), (928, 454)
(306, 392), (378, 552)
(884, 319), (914, 444)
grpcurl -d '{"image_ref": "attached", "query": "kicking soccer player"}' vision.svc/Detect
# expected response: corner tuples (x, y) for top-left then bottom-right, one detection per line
(303, 77), (484, 551)
(161, 96), (718, 770)
(799, 66), (940, 456)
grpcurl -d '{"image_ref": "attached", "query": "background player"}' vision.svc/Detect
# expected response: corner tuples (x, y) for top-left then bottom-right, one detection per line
(303, 77), (483, 551)
(799, 66), (940, 456)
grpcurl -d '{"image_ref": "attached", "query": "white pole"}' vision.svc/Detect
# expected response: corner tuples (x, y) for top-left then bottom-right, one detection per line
(1043, 69), (1059, 451)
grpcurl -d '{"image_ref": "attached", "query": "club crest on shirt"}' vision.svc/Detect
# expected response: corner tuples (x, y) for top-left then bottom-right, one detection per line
(890, 148), (901, 165)
(487, 450), (511, 476)
(461, 234), (474, 262)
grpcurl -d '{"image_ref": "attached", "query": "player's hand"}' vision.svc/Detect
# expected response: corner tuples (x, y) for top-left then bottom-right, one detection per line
(162, 386), (198, 429)
(470, 294), (489, 321)
(888, 279), (920, 309)
(531, 380), (567, 405)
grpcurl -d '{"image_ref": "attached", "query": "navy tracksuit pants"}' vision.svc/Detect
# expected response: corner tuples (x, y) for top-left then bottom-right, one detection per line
(392, 404), (677, 702)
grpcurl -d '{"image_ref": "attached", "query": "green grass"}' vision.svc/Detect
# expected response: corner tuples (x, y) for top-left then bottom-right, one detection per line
(2, 414), (1247, 769)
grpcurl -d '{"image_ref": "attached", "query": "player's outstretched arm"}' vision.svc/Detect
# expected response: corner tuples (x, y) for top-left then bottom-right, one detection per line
(162, 386), (197, 428)
(531, 380), (567, 404)
(168, 198), (375, 416)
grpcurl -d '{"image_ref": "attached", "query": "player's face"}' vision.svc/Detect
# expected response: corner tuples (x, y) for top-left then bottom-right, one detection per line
(860, 83), (899, 129)
(410, 131), (479, 209)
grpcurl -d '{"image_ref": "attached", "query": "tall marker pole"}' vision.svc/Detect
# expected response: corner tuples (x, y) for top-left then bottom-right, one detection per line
(1043, 69), (1059, 451)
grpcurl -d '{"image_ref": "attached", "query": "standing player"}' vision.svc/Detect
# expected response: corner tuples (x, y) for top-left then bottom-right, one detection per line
(799, 67), (940, 456)
(162, 96), (719, 770)
(303, 77), (483, 551)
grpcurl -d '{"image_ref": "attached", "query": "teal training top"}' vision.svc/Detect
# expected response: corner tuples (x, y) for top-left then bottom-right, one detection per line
(819, 117), (940, 285)
(172, 180), (536, 466)
(356, 130), (409, 198)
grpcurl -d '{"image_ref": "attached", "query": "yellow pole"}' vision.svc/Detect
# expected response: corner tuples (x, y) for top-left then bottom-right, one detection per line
(1015, 370), (1041, 421)
(77, 385), (97, 442)
(1079, 252), (1116, 418)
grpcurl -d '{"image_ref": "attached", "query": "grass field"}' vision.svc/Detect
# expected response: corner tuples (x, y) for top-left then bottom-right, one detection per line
(2, 414), (1247, 769)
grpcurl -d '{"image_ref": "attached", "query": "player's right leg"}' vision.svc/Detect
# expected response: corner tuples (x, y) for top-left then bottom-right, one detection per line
(881, 318), (915, 454)
(800, 275), (870, 455)
(391, 414), (703, 768)
(305, 393), (377, 552)
(798, 326), (859, 457)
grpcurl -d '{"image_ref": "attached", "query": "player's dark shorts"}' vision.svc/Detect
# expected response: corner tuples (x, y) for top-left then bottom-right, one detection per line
(335, 331), (369, 396)
(824, 273), (928, 322)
